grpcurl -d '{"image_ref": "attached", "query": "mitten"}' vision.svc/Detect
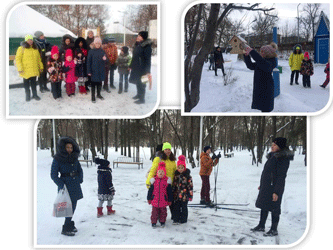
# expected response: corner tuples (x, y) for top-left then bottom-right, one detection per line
(189, 198), (192, 201)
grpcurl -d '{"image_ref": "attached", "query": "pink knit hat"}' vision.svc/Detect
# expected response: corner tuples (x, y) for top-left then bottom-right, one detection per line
(157, 162), (166, 175)
(304, 51), (310, 59)
(94, 37), (102, 45)
(65, 49), (73, 58)
(260, 42), (278, 58)
(51, 46), (59, 57)
(177, 155), (186, 170)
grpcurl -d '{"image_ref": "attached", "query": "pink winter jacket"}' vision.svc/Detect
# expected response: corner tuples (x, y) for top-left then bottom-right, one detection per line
(147, 176), (173, 208)
(63, 60), (77, 83)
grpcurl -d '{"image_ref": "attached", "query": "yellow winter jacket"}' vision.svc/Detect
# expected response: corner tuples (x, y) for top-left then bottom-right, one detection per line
(146, 156), (177, 188)
(15, 46), (43, 79)
(289, 53), (304, 71)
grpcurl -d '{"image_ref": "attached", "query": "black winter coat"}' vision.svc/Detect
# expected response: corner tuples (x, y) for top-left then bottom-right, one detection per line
(244, 50), (276, 112)
(255, 148), (294, 214)
(97, 165), (114, 196)
(59, 34), (75, 61)
(214, 50), (224, 68)
(34, 38), (52, 67)
(75, 54), (87, 78)
(87, 48), (108, 82)
(129, 39), (152, 83)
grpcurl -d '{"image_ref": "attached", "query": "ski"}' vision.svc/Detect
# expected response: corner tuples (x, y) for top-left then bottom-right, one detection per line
(188, 205), (258, 212)
(188, 203), (249, 206)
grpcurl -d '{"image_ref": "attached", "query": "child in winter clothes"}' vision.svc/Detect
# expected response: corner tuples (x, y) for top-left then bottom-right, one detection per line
(172, 155), (193, 225)
(63, 49), (77, 97)
(289, 44), (304, 85)
(75, 49), (87, 94)
(320, 59), (330, 88)
(300, 52), (314, 88)
(96, 158), (116, 217)
(47, 46), (63, 99)
(147, 162), (173, 228)
(116, 46), (132, 94)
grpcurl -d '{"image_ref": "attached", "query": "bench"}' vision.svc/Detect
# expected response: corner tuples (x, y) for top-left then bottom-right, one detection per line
(113, 157), (143, 169)
(78, 150), (93, 167)
(224, 152), (234, 158)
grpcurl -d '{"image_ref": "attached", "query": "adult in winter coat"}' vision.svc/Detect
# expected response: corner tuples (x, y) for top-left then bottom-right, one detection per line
(147, 162), (173, 228)
(102, 37), (118, 91)
(50, 137), (83, 236)
(95, 158), (116, 217)
(87, 37), (108, 102)
(172, 155), (193, 224)
(251, 137), (294, 237)
(242, 42), (277, 112)
(289, 44), (304, 85)
(59, 34), (75, 62)
(129, 31), (153, 104)
(300, 52), (314, 88)
(15, 34), (43, 102)
(146, 142), (177, 188)
(214, 47), (226, 76)
(199, 146), (220, 206)
(34, 30), (52, 93)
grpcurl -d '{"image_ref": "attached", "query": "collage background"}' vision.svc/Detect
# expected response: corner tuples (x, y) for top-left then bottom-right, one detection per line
(1, 0), (332, 249)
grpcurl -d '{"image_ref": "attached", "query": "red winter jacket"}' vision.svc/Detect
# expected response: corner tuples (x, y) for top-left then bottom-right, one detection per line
(325, 62), (330, 80)
(147, 176), (173, 208)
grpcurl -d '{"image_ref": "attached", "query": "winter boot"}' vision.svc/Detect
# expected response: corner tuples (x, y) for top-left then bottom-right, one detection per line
(160, 222), (165, 228)
(152, 223), (157, 228)
(69, 221), (78, 233)
(250, 225), (265, 232)
(97, 207), (103, 218)
(200, 199), (206, 205)
(103, 84), (111, 93)
(263, 229), (278, 237)
(61, 224), (75, 236)
(97, 85), (104, 100)
(132, 95), (140, 100)
(134, 99), (145, 104)
(106, 206), (116, 215)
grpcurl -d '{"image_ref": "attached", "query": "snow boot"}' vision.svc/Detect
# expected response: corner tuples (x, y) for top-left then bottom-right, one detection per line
(263, 229), (278, 237)
(61, 224), (75, 236)
(200, 199), (206, 205)
(97, 85), (104, 100)
(160, 222), (165, 228)
(106, 206), (115, 215)
(152, 223), (157, 228)
(250, 225), (265, 232)
(69, 221), (78, 233)
(97, 207), (103, 218)
(134, 99), (145, 104)
(206, 200), (215, 208)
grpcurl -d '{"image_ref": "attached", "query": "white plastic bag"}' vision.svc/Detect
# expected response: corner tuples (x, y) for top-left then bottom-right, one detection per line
(52, 185), (73, 217)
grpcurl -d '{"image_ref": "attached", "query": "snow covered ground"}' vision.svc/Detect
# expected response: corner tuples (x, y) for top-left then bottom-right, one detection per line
(8, 57), (158, 117)
(191, 54), (330, 113)
(36, 147), (307, 246)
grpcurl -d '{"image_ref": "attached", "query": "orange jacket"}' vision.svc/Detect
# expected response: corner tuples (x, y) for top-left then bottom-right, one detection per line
(199, 152), (218, 176)
(102, 44), (118, 65)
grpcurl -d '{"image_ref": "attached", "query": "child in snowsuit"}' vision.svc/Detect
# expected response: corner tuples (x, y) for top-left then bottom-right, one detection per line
(63, 49), (77, 97)
(300, 52), (314, 88)
(75, 49), (87, 94)
(47, 45), (63, 100)
(172, 155), (193, 225)
(320, 59), (330, 88)
(116, 46), (132, 94)
(147, 162), (173, 228)
(96, 158), (116, 217)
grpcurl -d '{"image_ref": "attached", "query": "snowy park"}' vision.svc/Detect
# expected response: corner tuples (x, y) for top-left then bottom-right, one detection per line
(191, 53), (329, 113)
(36, 147), (307, 246)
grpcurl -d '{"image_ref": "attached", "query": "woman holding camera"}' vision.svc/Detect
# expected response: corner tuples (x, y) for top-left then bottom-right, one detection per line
(199, 146), (220, 206)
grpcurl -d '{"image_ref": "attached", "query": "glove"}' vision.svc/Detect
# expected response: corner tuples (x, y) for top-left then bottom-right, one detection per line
(148, 200), (152, 205)
(217, 152), (222, 159)
(212, 154), (217, 160)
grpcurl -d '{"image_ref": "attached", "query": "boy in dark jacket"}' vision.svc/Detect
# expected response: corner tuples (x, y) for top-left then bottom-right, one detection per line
(172, 155), (193, 225)
(116, 46), (132, 94)
(300, 52), (314, 88)
(147, 162), (173, 228)
(96, 158), (115, 217)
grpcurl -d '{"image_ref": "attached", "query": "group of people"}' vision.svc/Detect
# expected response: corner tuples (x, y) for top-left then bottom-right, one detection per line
(15, 30), (152, 104)
(50, 137), (292, 237)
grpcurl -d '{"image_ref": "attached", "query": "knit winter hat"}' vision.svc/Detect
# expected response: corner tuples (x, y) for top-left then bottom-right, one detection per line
(260, 42), (278, 58)
(51, 46), (59, 56)
(94, 37), (102, 45)
(157, 161), (166, 175)
(138, 31), (148, 40)
(304, 51), (310, 59)
(95, 157), (110, 167)
(25, 34), (33, 41)
(273, 137), (287, 150)
(203, 146), (211, 153)
(34, 31), (44, 38)
(162, 142), (172, 151)
(122, 46), (129, 54)
(177, 155), (186, 170)
(65, 49), (73, 58)
(156, 144), (163, 152)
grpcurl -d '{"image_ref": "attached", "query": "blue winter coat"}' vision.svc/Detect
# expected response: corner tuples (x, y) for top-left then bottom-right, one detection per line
(244, 50), (276, 112)
(87, 48), (108, 82)
(97, 165), (114, 195)
(255, 149), (293, 215)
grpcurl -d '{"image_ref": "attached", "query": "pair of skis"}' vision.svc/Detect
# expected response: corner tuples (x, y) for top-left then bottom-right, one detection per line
(188, 203), (258, 212)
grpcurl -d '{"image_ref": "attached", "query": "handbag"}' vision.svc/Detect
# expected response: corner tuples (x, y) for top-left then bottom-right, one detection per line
(52, 185), (73, 217)
(141, 74), (152, 90)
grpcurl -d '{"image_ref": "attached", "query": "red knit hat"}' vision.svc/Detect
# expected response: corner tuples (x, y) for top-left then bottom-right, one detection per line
(177, 155), (186, 170)
(65, 49), (73, 58)
(304, 51), (310, 59)
(157, 162), (166, 175)
(51, 46), (59, 57)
